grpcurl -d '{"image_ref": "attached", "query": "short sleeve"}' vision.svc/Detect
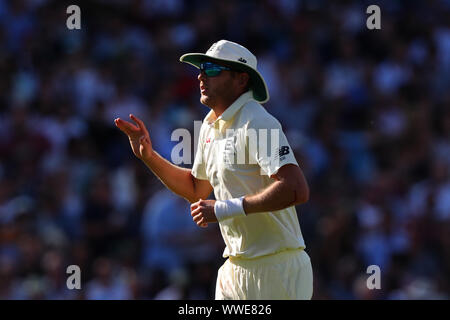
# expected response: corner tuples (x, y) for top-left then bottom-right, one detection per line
(247, 115), (298, 177)
(191, 124), (208, 180)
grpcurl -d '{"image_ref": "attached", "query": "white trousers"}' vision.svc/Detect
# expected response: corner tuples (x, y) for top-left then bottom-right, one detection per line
(215, 248), (313, 300)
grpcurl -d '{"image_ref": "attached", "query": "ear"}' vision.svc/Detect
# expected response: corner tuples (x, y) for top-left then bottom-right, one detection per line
(239, 73), (250, 89)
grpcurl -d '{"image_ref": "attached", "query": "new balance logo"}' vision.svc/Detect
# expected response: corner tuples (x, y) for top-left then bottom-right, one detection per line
(278, 146), (290, 157)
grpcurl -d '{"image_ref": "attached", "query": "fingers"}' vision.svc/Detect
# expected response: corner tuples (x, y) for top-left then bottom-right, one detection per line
(191, 206), (202, 217)
(190, 198), (205, 208)
(193, 212), (208, 227)
(193, 214), (208, 228)
(114, 118), (139, 135)
(114, 114), (149, 138)
(192, 212), (203, 223)
(190, 198), (206, 216)
(191, 199), (208, 227)
(130, 114), (149, 136)
(190, 199), (204, 212)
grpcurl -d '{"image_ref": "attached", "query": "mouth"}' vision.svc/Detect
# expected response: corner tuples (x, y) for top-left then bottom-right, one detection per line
(200, 85), (208, 94)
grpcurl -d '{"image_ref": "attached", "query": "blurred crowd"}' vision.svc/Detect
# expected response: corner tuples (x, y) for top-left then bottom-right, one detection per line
(0, 0), (449, 299)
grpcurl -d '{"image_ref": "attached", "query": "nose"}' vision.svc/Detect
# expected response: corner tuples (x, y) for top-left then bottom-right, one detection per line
(198, 71), (206, 81)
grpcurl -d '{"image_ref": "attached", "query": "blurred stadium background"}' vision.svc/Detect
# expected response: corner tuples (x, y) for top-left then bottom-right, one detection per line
(0, 0), (449, 299)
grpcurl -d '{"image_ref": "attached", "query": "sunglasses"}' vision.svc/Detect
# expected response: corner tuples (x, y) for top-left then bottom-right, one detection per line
(199, 62), (231, 77)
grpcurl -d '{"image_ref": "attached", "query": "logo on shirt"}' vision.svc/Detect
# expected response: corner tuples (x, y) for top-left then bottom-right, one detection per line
(277, 146), (290, 161)
(206, 138), (211, 143)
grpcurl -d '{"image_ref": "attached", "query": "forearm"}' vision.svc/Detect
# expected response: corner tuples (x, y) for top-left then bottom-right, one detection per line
(192, 167), (309, 225)
(142, 150), (197, 202)
(243, 180), (304, 214)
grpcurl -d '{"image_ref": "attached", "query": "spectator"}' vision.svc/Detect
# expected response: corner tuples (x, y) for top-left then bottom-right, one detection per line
(0, 0), (448, 299)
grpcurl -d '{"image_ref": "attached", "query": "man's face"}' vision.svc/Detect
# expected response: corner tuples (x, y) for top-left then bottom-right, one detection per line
(197, 62), (240, 108)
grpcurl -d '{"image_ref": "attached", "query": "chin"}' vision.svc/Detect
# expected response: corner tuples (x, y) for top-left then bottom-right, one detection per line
(200, 95), (212, 107)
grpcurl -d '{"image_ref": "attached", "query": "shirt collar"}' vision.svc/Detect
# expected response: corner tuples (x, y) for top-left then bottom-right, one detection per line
(205, 90), (253, 125)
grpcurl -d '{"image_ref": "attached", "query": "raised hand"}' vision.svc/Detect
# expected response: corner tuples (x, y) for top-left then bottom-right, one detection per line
(114, 114), (153, 161)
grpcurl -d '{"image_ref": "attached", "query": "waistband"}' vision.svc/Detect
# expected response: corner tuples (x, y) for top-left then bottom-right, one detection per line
(228, 247), (306, 268)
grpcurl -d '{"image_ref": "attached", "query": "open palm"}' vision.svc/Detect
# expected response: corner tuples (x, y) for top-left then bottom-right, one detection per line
(114, 114), (153, 161)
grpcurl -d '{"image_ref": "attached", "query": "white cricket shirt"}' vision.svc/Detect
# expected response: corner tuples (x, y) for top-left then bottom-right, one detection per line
(192, 91), (306, 259)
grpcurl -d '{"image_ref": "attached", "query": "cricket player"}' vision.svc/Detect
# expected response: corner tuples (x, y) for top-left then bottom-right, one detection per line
(115, 40), (313, 300)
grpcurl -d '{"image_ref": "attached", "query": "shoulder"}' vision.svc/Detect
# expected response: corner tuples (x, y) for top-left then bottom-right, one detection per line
(238, 100), (282, 130)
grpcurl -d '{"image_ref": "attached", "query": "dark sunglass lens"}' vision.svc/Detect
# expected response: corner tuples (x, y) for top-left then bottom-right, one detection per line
(205, 69), (220, 77)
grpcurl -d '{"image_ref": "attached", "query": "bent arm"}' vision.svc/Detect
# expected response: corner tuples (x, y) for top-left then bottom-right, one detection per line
(143, 151), (213, 203)
(243, 164), (309, 214)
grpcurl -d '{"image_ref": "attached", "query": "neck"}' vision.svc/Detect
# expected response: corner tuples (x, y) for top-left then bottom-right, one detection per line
(210, 90), (246, 120)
